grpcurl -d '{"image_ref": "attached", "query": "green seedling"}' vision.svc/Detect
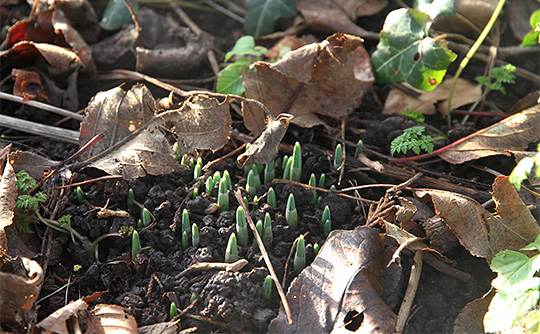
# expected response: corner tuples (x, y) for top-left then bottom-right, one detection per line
(522, 9), (540, 46)
(132, 230), (141, 260)
(285, 193), (298, 230)
(206, 177), (214, 194)
(282, 155), (290, 170)
(264, 160), (275, 185)
(223, 170), (232, 190)
(283, 157), (292, 181)
(236, 206), (249, 247)
(141, 208), (151, 227)
(313, 243), (320, 257)
(225, 233), (239, 263)
(182, 209), (190, 235)
(252, 195), (259, 210)
(257, 163), (264, 174)
(321, 206), (331, 227)
(323, 219), (331, 237)
(190, 293), (197, 304)
(267, 187), (276, 207)
(390, 126), (435, 156)
(192, 187), (199, 199)
(333, 144), (343, 171)
(170, 302), (179, 319)
(263, 212), (273, 249)
(192, 223), (200, 247)
(213, 171), (221, 185)
(182, 231), (189, 248)
(318, 173), (326, 189)
(246, 169), (256, 197)
(218, 179), (229, 211)
(194, 163), (202, 179)
(137, 219), (143, 228)
(309, 173), (317, 204)
(74, 186), (85, 204)
(354, 140), (364, 158)
(509, 144), (540, 190)
(254, 219), (263, 246)
(173, 142), (181, 161)
(293, 235), (306, 275)
(330, 185), (337, 191)
(243, 196), (249, 209)
(252, 166), (262, 192)
(127, 188), (135, 206)
(317, 196), (322, 206)
(180, 155), (187, 165)
(262, 275), (273, 301)
(290, 142), (302, 182)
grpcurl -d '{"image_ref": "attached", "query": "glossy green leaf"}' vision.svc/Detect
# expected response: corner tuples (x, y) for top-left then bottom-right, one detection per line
(224, 36), (267, 62)
(372, 8), (457, 91)
(100, 0), (138, 31)
(490, 250), (540, 293)
(244, 0), (297, 37)
(216, 58), (251, 95)
(413, 0), (455, 19)
(522, 9), (540, 46)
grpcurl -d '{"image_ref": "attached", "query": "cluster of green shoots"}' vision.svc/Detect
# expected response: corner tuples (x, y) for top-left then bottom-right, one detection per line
(282, 142), (302, 182)
(181, 209), (200, 248)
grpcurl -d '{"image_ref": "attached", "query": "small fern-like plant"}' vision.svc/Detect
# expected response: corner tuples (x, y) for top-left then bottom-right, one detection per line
(390, 126), (435, 156)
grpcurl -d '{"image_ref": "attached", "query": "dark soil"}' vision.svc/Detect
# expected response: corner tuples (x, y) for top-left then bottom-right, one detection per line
(1, 1), (539, 333)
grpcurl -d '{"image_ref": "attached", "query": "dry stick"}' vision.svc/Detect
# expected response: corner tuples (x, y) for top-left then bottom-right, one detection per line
(275, 179), (378, 204)
(234, 189), (293, 325)
(175, 259), (248, 278)
(123, 0), (144, 47)
(395, 250), (423, 334)
(202, 142), (247, 171)
(0, 92), (84, 121)
(0, 114), (79, 144)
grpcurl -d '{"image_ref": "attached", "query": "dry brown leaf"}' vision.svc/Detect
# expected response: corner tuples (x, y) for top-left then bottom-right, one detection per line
(242, 33), (374, 133)
(268, 227), (397, 333)
(0, 257), (44, 327)
(0, 150), (16, 255)
(92, 304), (137, 333)
(296, 0), (387, 37)
(79, 84), (232, 179)
(237, 113), (294, 167)
(8, 151), (58, 180)
(35, 299), (88, 334)
(453, 289), (495, 334)
(383, 78), (482, 116)
(438, 104), (540, 164)
(415, 176), (540, 261)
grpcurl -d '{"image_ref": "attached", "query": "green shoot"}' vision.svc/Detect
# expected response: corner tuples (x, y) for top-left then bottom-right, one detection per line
(318, 173), (326, 189)
(282, 155), (290, 170)
(262, 275), (273, 301)
(74, 186), (85, 204)
(293, 235), (306, 275)
(236, 206), (249, 247)
(205, 177), (214, 194)
(321, 206), (331, 227)
(173, 142), (181, 161)
(267, 187), (276, 207)
(127, 188), (135, 206)
(308, 173), (317, 204)
(182, 231), (189, 248)
(330, 185), (337, 191)
(254, 219), (263, 246)
(313, 243), (320, 257)
(354, 140), (364, 159)
(192, 223), (200, 247)
(132, 230), (141, 260)
(192, 187), (199, 199)
(283, 157), (293, 181)
(252, 195), (259, 210)
(252, 165), (262, 192)
(213, 171), (221, 186)
(285, 193), (298, 230)
(170, 302), (179, 319)
(141, 208), (152, 227)
(218, 179), (229, 211)
(390, 126), (435, 156)
(182, 209), (190, 236)
(323, 219), (331, 237)
(137, 219), (143, 229)
(223, 170), (232, 191)
(190, 293), (197, 304)
(509, 145), (540, 190)
(243, 196), (249, 209)
(264, 161), (275, 185)
(263, 212), (273, 249)
(290, 141), (302, 182)
(194, 163), (202, 179)
(333, 144), (343, 171)
(225, 233), (239, 263)
(246, 169), (256, 197)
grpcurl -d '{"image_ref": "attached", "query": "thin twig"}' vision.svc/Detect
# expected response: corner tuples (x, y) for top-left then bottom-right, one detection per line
(234, 189), (293, 325)
(274, 179), (378, 204)
(0, 92), (83, 121)
(0, 114), (79, 144)
(395, 250), (423, 334)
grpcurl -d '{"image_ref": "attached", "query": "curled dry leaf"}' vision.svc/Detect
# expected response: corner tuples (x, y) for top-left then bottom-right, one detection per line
(437, 105), (540, 164)
(35, 299), (88, 334)
(237, 113), (294, 167)
(0, 257), (44, 327)
(79, 84), (231, 179)
(92, 304), (138, 333)
(383, 77), (482, 116)
(415, 176), (540, 261)
(0, 147), (16, 254)
(242, 33), (374, 133)
(8, 151), (58, 180)
(269, 227), (397, 333)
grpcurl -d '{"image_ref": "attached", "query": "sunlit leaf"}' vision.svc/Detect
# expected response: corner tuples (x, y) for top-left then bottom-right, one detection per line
(244, 0), (297, 37)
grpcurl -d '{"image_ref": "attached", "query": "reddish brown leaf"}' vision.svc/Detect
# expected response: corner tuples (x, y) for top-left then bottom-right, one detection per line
(3, 9), (64, 50)
(242, 33), (374, 133)
(269, 227), (397, 333)
(12, 69), (50, 103)
(8, 151), (57, 180)
(453, 290), (495, 333)
(415, 176), (540, 261)
(438, 104), (540, 164)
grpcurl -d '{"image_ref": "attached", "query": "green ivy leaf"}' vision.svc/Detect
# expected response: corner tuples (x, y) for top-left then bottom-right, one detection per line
(224, 36), (268, 62)
(414, 0), (455, 19)
(522, 9), (540, 47)
(372, 8), (457, 91)
(100, 0), (138, 31)
(244, 0), (297, 37)
(490, 250), (540, 293)
(216, 58), (251, 95)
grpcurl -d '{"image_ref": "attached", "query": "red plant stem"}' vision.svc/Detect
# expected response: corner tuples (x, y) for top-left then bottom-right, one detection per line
(451, 110), (507, 118)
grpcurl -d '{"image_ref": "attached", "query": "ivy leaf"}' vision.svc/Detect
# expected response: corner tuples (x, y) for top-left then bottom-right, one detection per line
(224, 36), (267, 62)
(216, 58), (251, 96)
(100, 0), (138, 31)
(522, 9), (540, 47)
(413, 0), (455, 19)
(244, 0), (297, 37)
(372, 8), (457, 91)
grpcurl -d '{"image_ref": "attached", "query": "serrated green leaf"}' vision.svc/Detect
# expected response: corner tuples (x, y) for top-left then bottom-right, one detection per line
(484, 278), (540, 332)
(491, 250), (540, 293)
(372, 8), (457, 91)
(225, 36), (268, 62)
(244, 0), (297, 37)
(216, 58), (251, 95)
(521, 233), (540, 251)
(413, 0), (455, 19)
(525, 310), (540, 333)
(100, 0), (138, 31)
